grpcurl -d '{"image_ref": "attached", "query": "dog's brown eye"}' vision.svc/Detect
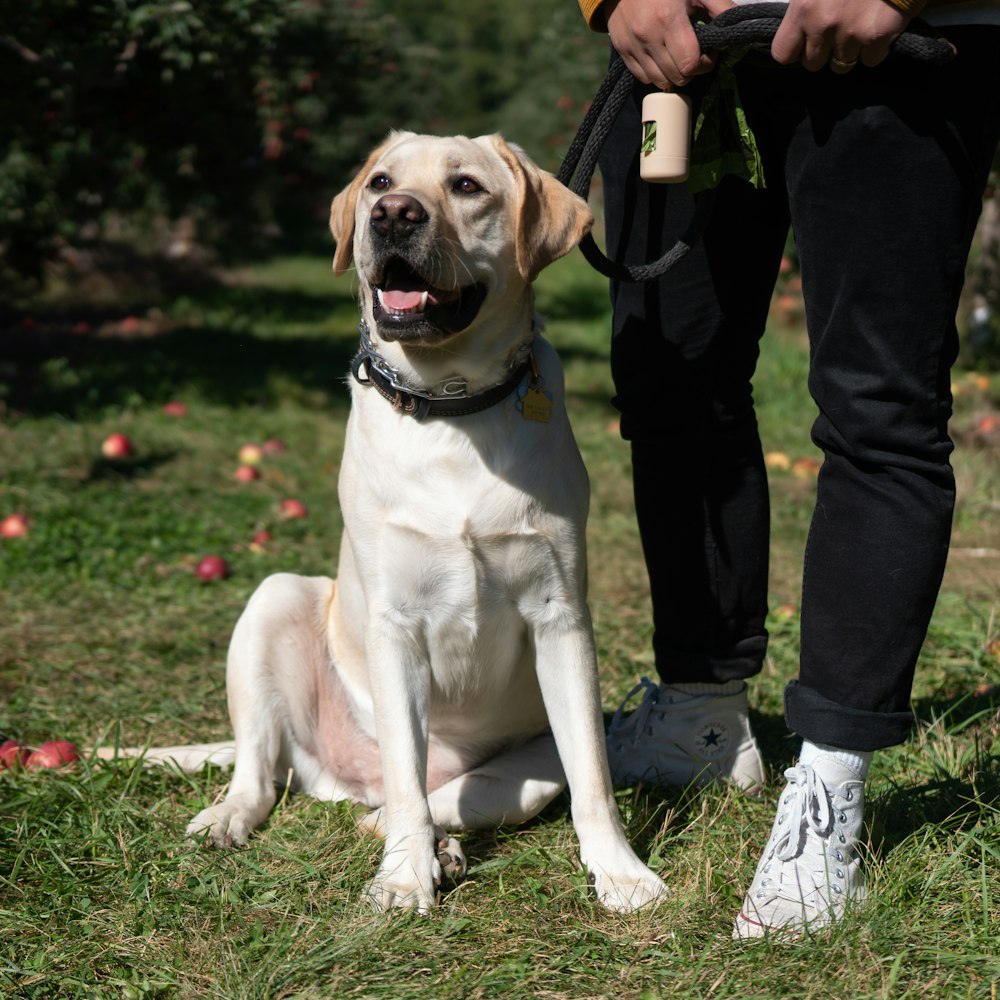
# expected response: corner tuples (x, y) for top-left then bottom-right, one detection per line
(369, 174), (391, 192)
(453, 176), (483, 195)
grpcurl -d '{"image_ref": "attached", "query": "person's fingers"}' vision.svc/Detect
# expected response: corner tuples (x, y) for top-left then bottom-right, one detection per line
(829, 45), (862, 73)
(799, 31), (835, 71)
(770, 16), (808, 67)
(607, 0), (715, 88)
(773, 0), (910, 72)
(699, 0), (737, 19)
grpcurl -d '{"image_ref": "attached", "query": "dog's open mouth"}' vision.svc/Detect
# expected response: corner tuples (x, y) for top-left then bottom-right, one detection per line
(371, 257), (486, 341)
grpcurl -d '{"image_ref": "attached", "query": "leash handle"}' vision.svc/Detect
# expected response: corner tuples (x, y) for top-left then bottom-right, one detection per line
(698, 4), (955, 67)
(560, 3), (956, 283)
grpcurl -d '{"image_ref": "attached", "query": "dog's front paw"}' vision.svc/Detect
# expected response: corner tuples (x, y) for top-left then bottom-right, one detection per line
(364, 863), (438, 913)
(187, 803), (254, 849)
(589, 864), (668, 913)
(365, 829), (462, 913)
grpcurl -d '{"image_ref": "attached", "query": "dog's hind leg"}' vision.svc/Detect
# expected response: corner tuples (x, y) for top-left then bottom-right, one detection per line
(360, 733), (565, 833)
(187, 573), (339, 848)
(431, 733), (567, 830)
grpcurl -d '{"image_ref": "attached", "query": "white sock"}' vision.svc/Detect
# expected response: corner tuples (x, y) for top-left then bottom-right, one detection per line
(661, 680), (746, 699)
(798, 739), (872, 781)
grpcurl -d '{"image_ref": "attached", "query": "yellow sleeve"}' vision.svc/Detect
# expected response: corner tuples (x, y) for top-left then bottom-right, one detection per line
(578, 0), (610, 31)
(884, 0), (929, 13)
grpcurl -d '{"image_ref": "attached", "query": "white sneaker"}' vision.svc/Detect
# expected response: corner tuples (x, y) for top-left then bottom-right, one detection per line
(733, 759), (866, 939)
(605, 677), (765, 792)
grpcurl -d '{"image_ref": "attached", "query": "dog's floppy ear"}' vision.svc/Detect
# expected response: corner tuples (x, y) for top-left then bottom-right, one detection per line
(329, 132), (413, 277)
(490, 135), (594, 282)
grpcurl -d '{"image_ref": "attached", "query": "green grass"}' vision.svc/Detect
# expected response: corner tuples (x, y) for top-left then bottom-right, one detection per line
(2, 251), (999, 998)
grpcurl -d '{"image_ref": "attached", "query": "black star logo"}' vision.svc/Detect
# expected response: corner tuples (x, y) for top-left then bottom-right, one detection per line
(702, 728), (722, 747)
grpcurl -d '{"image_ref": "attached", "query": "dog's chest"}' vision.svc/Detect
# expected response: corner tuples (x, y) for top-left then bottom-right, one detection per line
(379, 518), (564, 630)
(367, 484), (574, 691)
(339, 392), (586, 694)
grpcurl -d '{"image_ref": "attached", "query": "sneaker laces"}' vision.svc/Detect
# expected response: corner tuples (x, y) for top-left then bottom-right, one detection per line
(773, 764), (833, 862)
(608, 677), (661, 745)
(736, 762), (862, 937)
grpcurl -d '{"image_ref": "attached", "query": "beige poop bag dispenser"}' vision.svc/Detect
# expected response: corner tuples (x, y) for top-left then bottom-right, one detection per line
(640, 91), (692, 183)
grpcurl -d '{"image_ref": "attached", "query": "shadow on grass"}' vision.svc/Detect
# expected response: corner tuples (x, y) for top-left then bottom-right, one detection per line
(454, 785), (709, 902)
(749, 707), (801, 772)
(4, 287), (614, 421)
(3, 250), (620, 420)
(85, 450), (182, 482)
(868, 688), (1000, 854)
(3, 309), (359, 421)
(356, 696), (996, 886)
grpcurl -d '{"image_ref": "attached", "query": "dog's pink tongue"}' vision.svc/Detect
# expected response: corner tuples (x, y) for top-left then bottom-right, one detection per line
(381, 289), (424, 312)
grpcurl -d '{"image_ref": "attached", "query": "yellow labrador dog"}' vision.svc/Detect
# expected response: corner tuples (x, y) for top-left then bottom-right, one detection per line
(125, 132), (666, 913)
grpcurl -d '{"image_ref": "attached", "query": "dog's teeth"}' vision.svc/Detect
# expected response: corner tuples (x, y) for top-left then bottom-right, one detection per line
(419, 291), (428, 311)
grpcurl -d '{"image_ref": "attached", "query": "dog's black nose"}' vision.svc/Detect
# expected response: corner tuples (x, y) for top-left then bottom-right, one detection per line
(370, 194), (427, 239)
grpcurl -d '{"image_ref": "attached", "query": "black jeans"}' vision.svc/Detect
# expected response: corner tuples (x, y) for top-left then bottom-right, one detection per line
(600, 28), (1000, 751)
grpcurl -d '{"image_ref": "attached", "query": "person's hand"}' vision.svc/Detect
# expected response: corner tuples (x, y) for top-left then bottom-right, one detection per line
(604, 0), (736, 89)
(771, 0), (911, 72)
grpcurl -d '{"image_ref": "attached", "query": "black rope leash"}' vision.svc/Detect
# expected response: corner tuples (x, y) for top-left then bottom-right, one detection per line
(557, 2), (956, 282)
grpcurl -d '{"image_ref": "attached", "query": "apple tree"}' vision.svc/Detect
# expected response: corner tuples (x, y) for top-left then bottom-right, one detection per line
(0, 0), (405, 284)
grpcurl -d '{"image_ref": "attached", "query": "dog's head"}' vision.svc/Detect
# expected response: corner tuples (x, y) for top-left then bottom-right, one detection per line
(329, 132), (593, 347)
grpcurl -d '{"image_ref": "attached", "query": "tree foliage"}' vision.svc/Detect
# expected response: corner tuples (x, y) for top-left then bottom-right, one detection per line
(0, 0), (608, 284)
(3, 1), (998, 361)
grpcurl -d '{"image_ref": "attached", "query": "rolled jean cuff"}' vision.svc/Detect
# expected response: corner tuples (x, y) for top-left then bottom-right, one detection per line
(784, 680), (914, 751)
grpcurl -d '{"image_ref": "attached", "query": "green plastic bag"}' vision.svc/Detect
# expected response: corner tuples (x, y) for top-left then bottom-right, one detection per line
(688, 52), (766, 194)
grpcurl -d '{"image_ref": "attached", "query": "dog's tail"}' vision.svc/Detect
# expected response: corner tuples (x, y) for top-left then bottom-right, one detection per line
(91, 741), (236, 772)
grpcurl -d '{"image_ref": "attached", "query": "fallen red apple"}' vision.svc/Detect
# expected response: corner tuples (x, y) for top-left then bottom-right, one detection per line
(279, 498), (308, 519)
(773, 292), (802, 323)
(238, 443), (264, 465)
(0, 739), (30, 769)
(248, 529), (272, 554)
(262, 438), (287, 455)
(195, 555), (230, 581)
(977, 414), (999, 434)
(119, 315), (142, 333)
(162, 401), (188, 416)
(25, 740), (80, 769)
(234, 464), (261, 483)
(101, 432), (135, 459)
(1, 513), (31, 538)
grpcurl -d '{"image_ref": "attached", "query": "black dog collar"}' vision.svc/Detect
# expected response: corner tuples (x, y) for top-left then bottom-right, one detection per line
(350, 321), (534, 422)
